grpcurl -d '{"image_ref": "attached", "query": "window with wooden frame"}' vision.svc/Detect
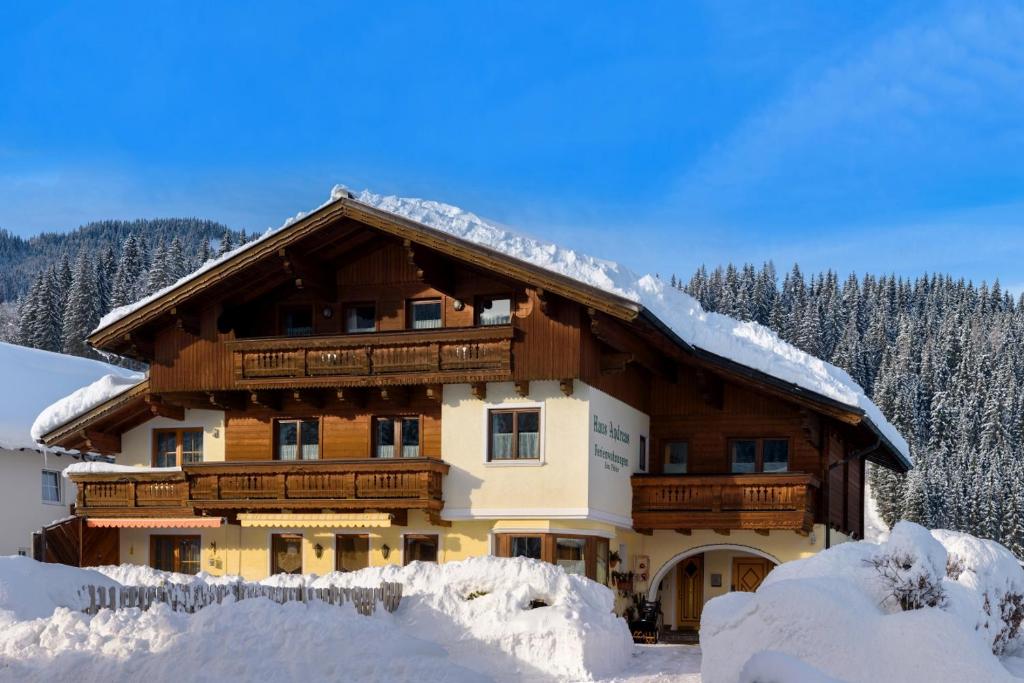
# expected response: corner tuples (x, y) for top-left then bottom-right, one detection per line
(638, 435), (648, 473)
(336, 534), (369, 572)
(663, 440), (688, 474)
(373, 416), (420, 458)
(403, 534), (438, 564)
(152, 428), (204, 467)
(729, 438), (790, 473)
(345, 302), (377, 333)
(275, 419), (320, 460)
(476, 295), (512, 326)
(407, 299), (442, 330)
(151, 535), (201, 575)
(271, 533), (304, 575)
(487, 408), (540, 461)
(280, 304), (314, 337)
(494, 533), (609, 582)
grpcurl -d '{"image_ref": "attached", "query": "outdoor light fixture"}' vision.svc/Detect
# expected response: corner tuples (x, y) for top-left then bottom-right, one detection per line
(381, 544), (391, 559)
(322, 306), (333, 319)
(314, 543), (324, 559)
(209, 541), (217, 553)
(452, 299), (465, 311)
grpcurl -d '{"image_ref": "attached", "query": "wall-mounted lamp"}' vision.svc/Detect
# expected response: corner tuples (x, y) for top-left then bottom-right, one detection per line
(209, 541), (217, 554)
(314, 543), (324, 559)
(452, 299), (465, 311)
(322, 306), (334, 319)
(381, 544), (391, 559)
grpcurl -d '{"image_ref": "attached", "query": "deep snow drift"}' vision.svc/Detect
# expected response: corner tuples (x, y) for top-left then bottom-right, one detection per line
(0, 555), (632, 682)
(87, 185), (907, 464)
(701, 522), (1024, 682)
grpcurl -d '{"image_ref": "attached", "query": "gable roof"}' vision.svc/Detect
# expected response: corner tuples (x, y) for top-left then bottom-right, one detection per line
(80, 185), (909, 470)
(0, 342), (142, 452)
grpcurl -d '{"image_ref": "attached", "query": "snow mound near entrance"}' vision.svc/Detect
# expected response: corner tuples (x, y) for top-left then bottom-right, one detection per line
(701, 522), (1024, 682)
(0, 556), (631, 682)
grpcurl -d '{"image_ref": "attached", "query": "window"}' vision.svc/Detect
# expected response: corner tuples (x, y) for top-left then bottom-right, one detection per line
(408, 299), (442, 330)
(374, 417), (421, 458)
(404, 534), (439, 564)
(638, 435), (648, 472)
(555, 537), (586, 576)
(152, 429), (204, 467)
(509, 536), (542, 559)
(271, 534), (304, 574)
(664, 441), (688, 474)
(730, 438), (789, 473)
(281, 305), (314, 337)
(495, 533), (609, 581)
(151, 535), (201, 575)
(276, 419), (320, 460)
(336, 534), (370, 572)
(345, 303), (376, 333)
(477, 296), (512, 326)
(41, 470), (61, 503)
(488, 408), (540, 461)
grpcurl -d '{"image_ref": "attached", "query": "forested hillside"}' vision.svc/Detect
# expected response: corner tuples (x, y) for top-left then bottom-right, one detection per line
(6, 219), (253, 361)
(675, 264), (1024, 555)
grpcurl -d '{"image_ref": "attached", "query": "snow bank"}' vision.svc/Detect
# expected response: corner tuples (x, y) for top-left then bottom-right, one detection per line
(62, 462), (181, 478)
(30, 371), (144, 444)
(0, 556), (118, 620)
(701, 522), (1024, 682)
(0, 556), (632, 681)
(90, 185), (908, 464)
(0, 342), (139, 451)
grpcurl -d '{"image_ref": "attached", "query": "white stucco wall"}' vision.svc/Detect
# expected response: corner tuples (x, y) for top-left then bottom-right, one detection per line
(119, 409), (226, 466)
(0, 449), (78, 555)
(441, 380), (648, 527)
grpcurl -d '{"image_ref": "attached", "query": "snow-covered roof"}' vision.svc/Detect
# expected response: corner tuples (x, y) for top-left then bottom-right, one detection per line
(0, 343), (142, 451)
(89, 185), (908, 465)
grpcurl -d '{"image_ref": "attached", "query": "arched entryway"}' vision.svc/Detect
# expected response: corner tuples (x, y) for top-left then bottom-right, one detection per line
(647, 544), (780, 635)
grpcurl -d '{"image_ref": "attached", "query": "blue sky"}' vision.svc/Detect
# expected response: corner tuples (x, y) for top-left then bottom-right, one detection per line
(2, 1), (1024, 287)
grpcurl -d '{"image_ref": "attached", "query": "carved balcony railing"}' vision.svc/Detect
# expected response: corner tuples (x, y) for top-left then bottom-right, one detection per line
(631, 472), (819, 534)
(69, 459), (449, 518)
(227, 326), (513, 388)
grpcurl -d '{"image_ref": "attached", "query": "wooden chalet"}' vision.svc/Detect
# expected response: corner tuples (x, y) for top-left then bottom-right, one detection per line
(36, 188), (909, 633)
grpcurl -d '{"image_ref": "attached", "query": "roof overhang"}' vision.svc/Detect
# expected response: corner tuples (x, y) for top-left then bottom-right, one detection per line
(37, 379), (152, 453)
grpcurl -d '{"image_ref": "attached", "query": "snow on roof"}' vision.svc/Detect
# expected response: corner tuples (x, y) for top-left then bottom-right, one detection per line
(0, 343), (142, 451)
(90, 185), (909, 464)
(30, 371), (144, 445)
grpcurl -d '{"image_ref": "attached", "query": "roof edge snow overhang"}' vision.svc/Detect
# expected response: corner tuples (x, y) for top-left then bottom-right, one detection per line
(87, 192), (642, 352)
(37, 378), (150, 449)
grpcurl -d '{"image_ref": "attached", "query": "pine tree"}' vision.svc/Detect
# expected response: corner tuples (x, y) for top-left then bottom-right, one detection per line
(61, 250), (102, 357)
(110, 234), (147, 308)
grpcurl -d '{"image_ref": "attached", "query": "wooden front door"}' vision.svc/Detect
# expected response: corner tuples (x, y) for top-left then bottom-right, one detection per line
(732, 557), (772, 592)
(676, 554), (704, 629)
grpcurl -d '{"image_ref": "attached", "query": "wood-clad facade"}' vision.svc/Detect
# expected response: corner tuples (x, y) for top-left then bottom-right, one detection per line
(38, 191), (907, 616)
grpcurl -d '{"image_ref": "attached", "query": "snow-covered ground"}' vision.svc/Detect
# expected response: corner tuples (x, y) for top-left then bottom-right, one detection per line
(0, 555), (708, 683)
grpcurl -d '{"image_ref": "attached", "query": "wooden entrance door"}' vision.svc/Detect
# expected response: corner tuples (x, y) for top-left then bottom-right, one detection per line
(676, 554), (704, 629)
(732, 557), (772, 592)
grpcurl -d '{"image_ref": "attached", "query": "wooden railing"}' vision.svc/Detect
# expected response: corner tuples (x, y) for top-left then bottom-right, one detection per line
(631, 472), (819, 534)
(227, 326), (513, 388)
(70, 459), (449, 516)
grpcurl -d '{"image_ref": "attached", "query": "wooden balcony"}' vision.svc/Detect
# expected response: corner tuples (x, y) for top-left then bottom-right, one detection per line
(70, 459), (449, 519)
(227, 326), (513, 388)
(631, 472), (819, 534)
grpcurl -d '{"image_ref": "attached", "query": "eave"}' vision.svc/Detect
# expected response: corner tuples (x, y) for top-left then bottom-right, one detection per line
(38, 379), (151, 453)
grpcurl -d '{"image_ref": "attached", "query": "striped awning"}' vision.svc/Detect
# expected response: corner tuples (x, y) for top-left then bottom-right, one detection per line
(86, 517), (224, 529)
(237, 512), (393, 529)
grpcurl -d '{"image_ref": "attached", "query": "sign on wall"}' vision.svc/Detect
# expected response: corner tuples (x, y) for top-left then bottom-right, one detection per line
(591, 414), (631, 474)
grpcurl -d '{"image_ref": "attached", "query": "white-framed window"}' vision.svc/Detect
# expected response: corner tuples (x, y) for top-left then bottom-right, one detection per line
(41, 470), (61, 504)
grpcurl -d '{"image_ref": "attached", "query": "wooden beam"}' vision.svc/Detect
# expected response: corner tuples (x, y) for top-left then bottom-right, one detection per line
(121, 333), (153, 359)
(292, 389), (327, 410)
(145, 395), (185, 421)
(207, 392), (246, 411)
(674, 529), (692, 536)
(389, 509), (408, 527)
(535, 287), (554, 316)
(754, 529), (770, 537)
(713, 529), (731, 536)
(403, 239), (456, 296)
(559, 379), (574, 396)
(169, 307), (200, 337)
(424, 384), (443, 403)
(276, 248), (334, 296)
(249, 391), (282, 411)
(588, 309), (676, 380)
(379, 386), (409, 405)
(335, 388), (366, 408)
(427, 511), (452, 528)
(80, 429), (120, 454)
(635, 528), (653, 536)
(514, 381), (530, 397)
(600, 351), (633, 375)
(471, 382), (487, 400)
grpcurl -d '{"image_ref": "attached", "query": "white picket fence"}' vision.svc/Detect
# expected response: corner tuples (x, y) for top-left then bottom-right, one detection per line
(80, 581), (403, 616)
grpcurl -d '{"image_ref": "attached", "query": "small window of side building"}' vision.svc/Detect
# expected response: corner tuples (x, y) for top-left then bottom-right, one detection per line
(41, 470), (61, 503)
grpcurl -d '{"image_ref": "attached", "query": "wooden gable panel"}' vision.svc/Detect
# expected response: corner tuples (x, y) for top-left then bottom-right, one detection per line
(151, 306), (234, 393)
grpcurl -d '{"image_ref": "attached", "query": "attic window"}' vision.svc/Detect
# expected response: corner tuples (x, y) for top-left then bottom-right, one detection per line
(282, 306), (314, 337)
(477, 296), (512, 326)
(346, 303), (376, 334)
